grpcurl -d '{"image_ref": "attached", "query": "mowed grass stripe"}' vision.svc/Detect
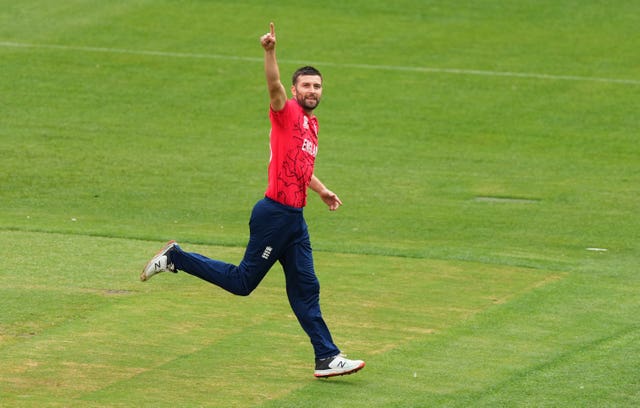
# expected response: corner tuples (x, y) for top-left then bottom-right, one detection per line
(258, 271), (639, 408)
(2, 40), (639, 86)
(0, 230), (558, 406)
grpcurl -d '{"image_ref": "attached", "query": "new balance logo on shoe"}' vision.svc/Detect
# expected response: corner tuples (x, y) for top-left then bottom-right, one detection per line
(140, 241), (178, 282)
(314, 354), (366, 378)
(261, 246), (273, 260)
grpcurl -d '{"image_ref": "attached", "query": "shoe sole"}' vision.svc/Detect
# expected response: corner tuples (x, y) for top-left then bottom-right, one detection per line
(140, 240), (177, 282)
(314, 361), (365, 378)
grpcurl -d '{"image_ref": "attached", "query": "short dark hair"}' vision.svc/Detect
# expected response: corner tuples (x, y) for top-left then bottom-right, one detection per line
(292, 66), (322, 85)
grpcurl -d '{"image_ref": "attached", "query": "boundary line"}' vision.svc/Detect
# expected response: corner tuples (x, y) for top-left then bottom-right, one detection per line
(1, 40), (639, 85)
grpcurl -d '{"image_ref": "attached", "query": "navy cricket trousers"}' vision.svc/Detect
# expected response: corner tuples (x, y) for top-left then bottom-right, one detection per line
(169, 197), (340, 360)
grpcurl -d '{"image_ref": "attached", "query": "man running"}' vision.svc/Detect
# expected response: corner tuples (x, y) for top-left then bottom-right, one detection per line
(140, 22), (365, 378)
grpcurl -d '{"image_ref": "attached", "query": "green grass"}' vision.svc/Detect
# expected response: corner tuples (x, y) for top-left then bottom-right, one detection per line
(1, 1), (639, 406)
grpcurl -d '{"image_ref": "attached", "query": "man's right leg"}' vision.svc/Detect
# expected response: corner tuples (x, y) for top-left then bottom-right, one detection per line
(166, 198), (290, 296)
(169, 247), (263, 295)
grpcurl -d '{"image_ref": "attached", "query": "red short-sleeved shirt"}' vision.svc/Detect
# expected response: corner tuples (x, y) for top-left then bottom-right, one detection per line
(265, 99), (319, 208)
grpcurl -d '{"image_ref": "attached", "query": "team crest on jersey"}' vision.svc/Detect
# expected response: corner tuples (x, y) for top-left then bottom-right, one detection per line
(303, 116), (309, 130)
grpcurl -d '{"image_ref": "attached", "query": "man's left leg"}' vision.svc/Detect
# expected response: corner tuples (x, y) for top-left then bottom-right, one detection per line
(280, 239), (339, 360)
(280, 222), (365, 377)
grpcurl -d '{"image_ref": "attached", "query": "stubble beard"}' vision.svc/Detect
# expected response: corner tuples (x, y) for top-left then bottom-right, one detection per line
(296, 94), (320, 111)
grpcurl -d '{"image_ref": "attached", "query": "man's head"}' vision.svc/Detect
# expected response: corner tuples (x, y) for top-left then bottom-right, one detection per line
(291, 66), (323, 112)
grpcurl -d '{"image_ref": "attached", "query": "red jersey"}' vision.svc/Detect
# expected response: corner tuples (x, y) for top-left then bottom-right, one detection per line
(265, 99), (319, 208)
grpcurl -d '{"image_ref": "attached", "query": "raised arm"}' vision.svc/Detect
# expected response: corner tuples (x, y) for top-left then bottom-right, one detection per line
(260, 22), (287, 111)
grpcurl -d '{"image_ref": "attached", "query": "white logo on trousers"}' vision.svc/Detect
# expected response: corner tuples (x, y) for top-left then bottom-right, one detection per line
(261, 246), (273, 260)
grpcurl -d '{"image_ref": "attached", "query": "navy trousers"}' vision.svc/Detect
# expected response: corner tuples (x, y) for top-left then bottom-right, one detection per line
(169, 197), (340, 359)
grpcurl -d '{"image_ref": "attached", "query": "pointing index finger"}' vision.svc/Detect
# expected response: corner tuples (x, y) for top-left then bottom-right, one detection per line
(270, 22), (275, 36)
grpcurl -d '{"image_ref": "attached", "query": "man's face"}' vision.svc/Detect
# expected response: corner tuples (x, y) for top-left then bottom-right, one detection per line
(291, 75), (323, 111)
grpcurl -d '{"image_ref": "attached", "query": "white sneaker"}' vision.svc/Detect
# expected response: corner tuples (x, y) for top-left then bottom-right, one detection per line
(140, 241), (178, 282)
(314, 354), (365, 378)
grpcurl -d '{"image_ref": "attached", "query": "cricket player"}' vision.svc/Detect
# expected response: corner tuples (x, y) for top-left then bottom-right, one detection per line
(141, 22), (365, 378)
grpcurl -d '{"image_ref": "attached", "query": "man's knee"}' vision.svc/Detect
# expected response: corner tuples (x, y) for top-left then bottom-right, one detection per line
(230, 272), (264, 296)
(232, 286), (254, 296)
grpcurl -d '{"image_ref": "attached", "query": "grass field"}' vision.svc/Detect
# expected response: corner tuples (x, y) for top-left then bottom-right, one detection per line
(1, 1), (639, 407)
